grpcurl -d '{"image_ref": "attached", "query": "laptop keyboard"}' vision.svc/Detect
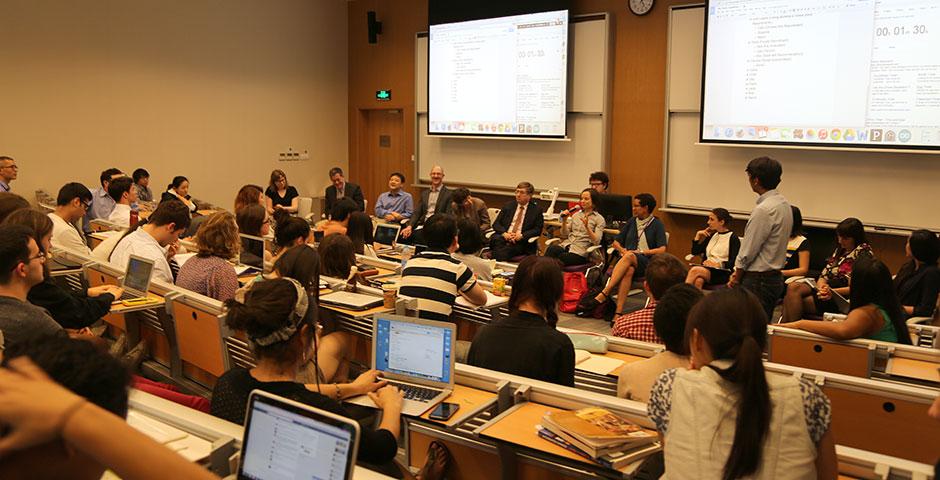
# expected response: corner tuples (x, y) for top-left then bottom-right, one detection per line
(386, 381), (441, 402)
(118, 291), (144, 301)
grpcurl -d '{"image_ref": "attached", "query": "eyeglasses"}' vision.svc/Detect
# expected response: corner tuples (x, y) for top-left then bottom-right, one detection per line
(0, 164), (17, 170)
(81, 201), (92, 210)
(26, 252), (46, 264)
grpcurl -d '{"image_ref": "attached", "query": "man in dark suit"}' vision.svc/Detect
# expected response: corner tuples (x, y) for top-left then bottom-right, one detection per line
(401, 165), (452, 244)
(490, 181), (544, 261)
(324, 167), (365, 213)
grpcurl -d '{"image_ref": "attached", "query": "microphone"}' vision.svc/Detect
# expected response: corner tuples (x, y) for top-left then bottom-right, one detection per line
(562, 205), (582, 217)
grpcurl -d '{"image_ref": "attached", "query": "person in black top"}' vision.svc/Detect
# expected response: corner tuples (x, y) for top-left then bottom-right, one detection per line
(894, 229), (940, 318)
(5, 208), (124, 329)
(467, 256), (575, 387)
(211, 278), (400, 465)
(325, 166), (365, 213)
(489, 181), (544, 261)
(264, 169), (299, 216)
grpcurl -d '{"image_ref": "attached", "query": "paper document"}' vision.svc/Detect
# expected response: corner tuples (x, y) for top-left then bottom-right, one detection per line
(455, 290), (508, 309)
(576, 354), (625, 376)
(174, 253), (196, 268)
(126, 411), (188, 444)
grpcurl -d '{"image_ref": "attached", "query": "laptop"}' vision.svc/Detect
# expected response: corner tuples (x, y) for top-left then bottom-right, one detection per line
(373, 223), (401, 252)
(346, 314), (456, 416)
(319, 291), (384, 311)
(238, 234), (265, 275)
(239, 390), (359, 480)
(117, 254), (155, 301)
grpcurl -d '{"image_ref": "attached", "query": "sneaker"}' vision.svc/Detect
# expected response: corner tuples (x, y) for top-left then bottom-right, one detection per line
(108, 333), (127, 357)
(121, 340), (149, 371)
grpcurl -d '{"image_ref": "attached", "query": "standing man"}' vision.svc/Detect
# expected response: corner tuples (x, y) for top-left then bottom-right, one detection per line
(324, 167), (365, 213)
(374, 172), (413, 222)
(728, 156), (792, 322)
(49, 183), (94, 255)
(489, 182), (544, 261)
(401, 165), (452, 244)
(0, 156), (17, 192)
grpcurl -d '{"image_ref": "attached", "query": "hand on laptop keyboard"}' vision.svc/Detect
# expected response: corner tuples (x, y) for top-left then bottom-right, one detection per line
(368, 385), (404, 413)
(387, 381), (441, 401)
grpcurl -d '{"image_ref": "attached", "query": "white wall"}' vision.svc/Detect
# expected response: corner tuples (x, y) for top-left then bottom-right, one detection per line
(0, 0), (348, 208)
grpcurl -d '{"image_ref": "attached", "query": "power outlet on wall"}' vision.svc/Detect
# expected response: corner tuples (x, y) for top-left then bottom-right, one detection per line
(277, 147), (309, 162)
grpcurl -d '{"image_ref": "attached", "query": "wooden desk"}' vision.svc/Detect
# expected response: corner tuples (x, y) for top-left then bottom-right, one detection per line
(886, 357), (940, 383)
(320, 303), (392, 319)
(419, 384), (496, 427)
(605, 351), (647, 377)
(110, 293), (166, 314)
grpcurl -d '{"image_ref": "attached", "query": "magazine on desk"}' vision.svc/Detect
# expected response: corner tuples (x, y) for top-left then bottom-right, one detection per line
(541, 407), (658, 458)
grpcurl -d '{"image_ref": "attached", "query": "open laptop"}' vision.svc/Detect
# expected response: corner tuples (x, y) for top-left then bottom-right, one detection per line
(373, 223), (401, 252)
(238, 234), (265, 275)
(239, 390), (359, 480)
(346, 314), (456, 416)
(319, 291), (384, 311)
(117, 254), (155, 301)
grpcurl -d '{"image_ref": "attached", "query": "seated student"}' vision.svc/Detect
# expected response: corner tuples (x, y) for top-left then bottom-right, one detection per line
(467, 256), (575, 387)
(273, 216), (312, 262)
(324, 166), (365, 213)
(611, 253), (687, 341)
(0, 224), (64, 347)
(779, 258), (912, 344)
(269, 244), (352, 383)
(589, 171), (609, 194)
(399, 214), (488, 321)
(374, 172), (414, 222)
(346, 211), (376, 257)
(781, 206), (811, 280)
(648, 288), (837, 480)
(0, 352), (218, 480)
(544, 188), (605, 266)
(893, 229), (940, 318)
(0, 155), (16, 192)
(317, 197), (358, 237)
(781, 217), (873, 323)
(110, 200), (192, 284)
(579, 193), (668, 315)
(49, 182), (94, 255)
(265, 169), (299, 216)
(0, 192), (30, 223)
(132, 168), (153, 202)
(160, 176), (197, 213)
(451, 187), (490, 232)
(489, 181), (543, 261)
(453, 218), (492, 282)
(83, 168), (123, 233)
(617, 283), (702, 402)
(401, 165), (452, 244)
(318, 233), (361, 283)
(233, 184), (264, 213)
(685, 208), (740, 288)
(176, 212), (239, 302)
(212, 278), (398, 464)
(106, 176), (138, 228)
(6, 209), (123, 330)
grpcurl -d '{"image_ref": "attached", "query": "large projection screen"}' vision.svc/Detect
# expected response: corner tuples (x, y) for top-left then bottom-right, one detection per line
(700, 0), (940, 151)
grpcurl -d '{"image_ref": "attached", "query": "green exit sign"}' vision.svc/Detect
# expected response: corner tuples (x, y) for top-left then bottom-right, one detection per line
(376, 90), (391, 101)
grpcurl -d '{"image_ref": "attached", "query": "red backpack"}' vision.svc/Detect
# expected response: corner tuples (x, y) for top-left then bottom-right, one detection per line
(560, 272), (588, 313)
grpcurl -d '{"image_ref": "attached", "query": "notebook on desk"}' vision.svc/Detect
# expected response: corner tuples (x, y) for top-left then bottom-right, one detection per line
(345, 314), (456, 416)
(319, 291), (384, 311)
(239, 390), (360, 480)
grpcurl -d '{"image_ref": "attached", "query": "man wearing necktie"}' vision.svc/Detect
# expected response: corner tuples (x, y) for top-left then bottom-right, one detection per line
(490, 182), (544, 261)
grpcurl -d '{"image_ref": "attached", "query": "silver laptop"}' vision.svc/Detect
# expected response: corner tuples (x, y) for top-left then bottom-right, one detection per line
(118, 254), (155, 301)
(319, 291), (384, 311)
(346, 314), (456, 416)
(373, 223), (401, 252)
(239, 390), (360, 480)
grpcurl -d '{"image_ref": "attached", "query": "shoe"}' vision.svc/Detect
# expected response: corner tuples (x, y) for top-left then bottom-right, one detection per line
(121, 340), (149, 371)
(89, 323), (108, 337)
(576, 291), (607, 313)
(416, 441), (452, 480)
(108, 333), (127, 357)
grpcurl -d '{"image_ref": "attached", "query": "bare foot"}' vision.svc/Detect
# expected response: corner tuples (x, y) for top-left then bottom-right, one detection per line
(417, 441), (451, 480)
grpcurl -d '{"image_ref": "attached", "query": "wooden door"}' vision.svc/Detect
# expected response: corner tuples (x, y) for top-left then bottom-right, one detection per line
(352, 109), (410, 211)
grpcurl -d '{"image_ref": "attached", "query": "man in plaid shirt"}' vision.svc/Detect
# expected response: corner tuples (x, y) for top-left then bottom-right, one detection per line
(612, 253), (688, 342)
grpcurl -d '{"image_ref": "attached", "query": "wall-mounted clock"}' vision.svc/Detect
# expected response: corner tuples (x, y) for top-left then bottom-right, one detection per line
(629, 0), (655, 16)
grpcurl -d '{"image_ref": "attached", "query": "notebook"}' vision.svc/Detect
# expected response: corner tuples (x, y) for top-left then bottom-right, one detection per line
(345, 314), (456, 416)
(239, 390), (360, 480)
(319, 291), (384, 311)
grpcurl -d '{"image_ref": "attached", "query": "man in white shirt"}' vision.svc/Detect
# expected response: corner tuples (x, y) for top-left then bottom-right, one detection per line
(0, 156), (17, 192)
(48, 183), (94, 255)
(106, 177), (137, 228)
(110, 199), (191, 284)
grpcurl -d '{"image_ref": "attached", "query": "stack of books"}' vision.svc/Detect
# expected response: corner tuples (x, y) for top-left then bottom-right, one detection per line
(538, 407), (661, 470)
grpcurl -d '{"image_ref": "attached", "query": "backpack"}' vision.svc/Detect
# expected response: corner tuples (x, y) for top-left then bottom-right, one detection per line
(560, 272), (588, 313)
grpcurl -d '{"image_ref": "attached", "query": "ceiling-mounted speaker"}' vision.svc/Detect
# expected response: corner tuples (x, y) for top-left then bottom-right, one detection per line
(367, 11), (382, 44)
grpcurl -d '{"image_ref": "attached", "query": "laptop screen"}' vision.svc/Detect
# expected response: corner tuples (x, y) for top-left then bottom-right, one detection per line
(124, 256), (154, 292)
(373, 224), (399, 246)
(239, 235), (265, 270)
(374, 317), (453, 384)
(240, 395), (356, 480)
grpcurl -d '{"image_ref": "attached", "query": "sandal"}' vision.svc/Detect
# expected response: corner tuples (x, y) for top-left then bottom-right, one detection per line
(417, 441), (452, 480)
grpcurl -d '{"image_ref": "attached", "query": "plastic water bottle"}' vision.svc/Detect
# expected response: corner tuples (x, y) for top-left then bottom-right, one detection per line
(400, 246), (413, 271)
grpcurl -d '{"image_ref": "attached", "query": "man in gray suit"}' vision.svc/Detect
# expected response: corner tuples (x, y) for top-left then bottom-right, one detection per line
(401, 165), (452, 245)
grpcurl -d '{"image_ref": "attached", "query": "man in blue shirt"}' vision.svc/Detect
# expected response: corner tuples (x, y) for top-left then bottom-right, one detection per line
(374, 172), (413, 223)
(0, 156), (17, 192)
(83, 167), (123, 234)
(728, 156), (792, 322)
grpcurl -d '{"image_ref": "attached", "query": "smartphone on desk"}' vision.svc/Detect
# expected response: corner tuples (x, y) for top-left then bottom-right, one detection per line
(428, 402), (459, 421)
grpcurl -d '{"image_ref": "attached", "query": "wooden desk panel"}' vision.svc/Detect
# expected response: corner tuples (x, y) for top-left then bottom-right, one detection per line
(886, 357), (940, 383)
(479, 403), (588, 465)
(110, 294), (165, 314)
(769, 333), (873, 378)
(419, 384), (496, 427)
(606, 351), (647, 377)
(321, 303), (391, 319)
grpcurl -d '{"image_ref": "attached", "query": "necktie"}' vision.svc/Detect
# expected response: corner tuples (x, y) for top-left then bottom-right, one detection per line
(510, 205), (525, 233)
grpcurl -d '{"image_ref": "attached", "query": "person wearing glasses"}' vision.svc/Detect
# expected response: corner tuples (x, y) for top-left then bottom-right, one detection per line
(0, 224), (63, 348)
(588, 171), (609, 194)
(49, 183), (94, 255)
(0, 156), (17, 192)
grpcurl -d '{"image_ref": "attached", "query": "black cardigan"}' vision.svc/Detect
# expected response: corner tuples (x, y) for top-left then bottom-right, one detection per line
(894, 263), (940, 318)
(27, 277), (114, 329)
(689, 230), (740, 270)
